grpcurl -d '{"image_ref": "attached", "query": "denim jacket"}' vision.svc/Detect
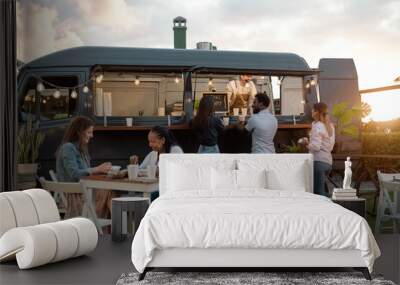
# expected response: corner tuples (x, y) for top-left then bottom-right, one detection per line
(56, 142), (92, 182)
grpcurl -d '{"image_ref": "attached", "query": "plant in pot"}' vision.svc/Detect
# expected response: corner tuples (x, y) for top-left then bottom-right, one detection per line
(283, 140), (307, 153)
(17, 114), (45, 189)
(331, 101), (363, 153)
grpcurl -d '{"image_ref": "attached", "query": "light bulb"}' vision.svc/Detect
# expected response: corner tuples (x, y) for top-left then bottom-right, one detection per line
(305, 82), (311, 89)
(71, 90), (78, 99)
(277, 80), (281, 85)
(83, 86), (89, 93)
(42, 99), (46, 104)
(134, 77), (140, 85)
(96, 74), (104, 84)
(36, 82), (45, 92)
(301, 100), (305, 104)
(208, 78), (213, 86)
(175, 77), (180, 84)
(260, 76), (265, 79)
(310, 79), (316, 86)
(53, 90), (61, 99)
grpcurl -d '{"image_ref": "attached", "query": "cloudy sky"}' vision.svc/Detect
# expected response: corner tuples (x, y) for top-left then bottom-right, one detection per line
(17, 0), (399, 119)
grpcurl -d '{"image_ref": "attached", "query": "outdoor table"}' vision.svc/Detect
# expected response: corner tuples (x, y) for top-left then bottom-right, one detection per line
(80, 175), (158, 233)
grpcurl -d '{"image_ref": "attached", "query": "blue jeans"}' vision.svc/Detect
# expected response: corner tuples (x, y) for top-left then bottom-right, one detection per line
(313, 161), (332, 197)
(150, 190), (159, 202)
(198, 145), (220, 153)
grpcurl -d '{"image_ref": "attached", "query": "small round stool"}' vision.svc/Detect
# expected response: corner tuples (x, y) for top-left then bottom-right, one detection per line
(111, 197), (149, 242)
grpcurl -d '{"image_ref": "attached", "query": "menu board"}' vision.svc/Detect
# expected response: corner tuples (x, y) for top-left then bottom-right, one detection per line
(202, 92), (228, 113)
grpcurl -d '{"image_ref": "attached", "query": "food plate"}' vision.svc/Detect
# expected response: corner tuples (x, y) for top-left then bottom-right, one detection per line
(107, 169), (127, 179)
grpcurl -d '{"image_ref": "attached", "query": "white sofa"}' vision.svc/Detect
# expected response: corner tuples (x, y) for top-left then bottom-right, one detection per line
(132, 154), (379, 281)
(0, 188), (98, 269)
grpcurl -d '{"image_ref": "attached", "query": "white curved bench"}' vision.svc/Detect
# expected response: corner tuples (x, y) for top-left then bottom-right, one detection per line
(0, 189), (98, 269)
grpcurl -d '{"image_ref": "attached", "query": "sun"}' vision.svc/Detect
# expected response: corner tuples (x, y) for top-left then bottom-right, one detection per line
(361, 89), (400, 122)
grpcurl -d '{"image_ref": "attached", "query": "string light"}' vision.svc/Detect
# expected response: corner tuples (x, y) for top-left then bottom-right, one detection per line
(96, 74), (104, 84)
(305, 82), (311, 89)
(53, 90), (61, 99)
(260, 76), (265, 79)
(310, 79), (316, 86)
(134, 76), (140, 86)
(32, 69), (102, 97)
(277, 79), (281, 85)
(36, 82), (45, 92)
(71, 90), (78, 99)
(208, 77), (213, 86)
(175, 77), (180, 84)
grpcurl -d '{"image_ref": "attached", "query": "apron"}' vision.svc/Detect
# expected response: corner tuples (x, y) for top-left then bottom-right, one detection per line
(230, 80), (251, 111)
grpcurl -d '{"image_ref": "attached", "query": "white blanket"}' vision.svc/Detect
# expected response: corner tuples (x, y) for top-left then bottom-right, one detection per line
(131, 190), (380, 272)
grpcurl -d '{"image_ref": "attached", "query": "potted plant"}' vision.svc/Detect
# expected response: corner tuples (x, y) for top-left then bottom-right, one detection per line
(331, 101), (363, 153)
(283, 140), (306, 153)
(17, 114), (45, 188)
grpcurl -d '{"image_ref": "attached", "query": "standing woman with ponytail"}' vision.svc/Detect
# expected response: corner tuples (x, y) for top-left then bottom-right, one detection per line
(302, 103), (335, 196)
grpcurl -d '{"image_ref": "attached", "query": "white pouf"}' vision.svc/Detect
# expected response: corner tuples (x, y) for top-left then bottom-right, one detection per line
(0, 189), (98, 269)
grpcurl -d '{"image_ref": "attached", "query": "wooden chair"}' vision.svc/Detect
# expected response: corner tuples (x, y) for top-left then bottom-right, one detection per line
(39, 177), (111, 234)
(375, 171), (400, 234)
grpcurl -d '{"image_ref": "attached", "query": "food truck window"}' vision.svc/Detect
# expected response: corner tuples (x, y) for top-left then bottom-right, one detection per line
(191, 74), (274, 114)
(39, 76), (79, 121)
(93, 72), (184, 117)
(278, 76), (305, 116)
(19, 77), (39, 122)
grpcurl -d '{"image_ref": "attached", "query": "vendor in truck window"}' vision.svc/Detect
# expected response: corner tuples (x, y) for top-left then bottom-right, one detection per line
(225, 74), (257, 114)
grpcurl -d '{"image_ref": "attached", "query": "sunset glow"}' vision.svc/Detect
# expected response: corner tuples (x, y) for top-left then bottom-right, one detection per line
(361, 89), (400, 122)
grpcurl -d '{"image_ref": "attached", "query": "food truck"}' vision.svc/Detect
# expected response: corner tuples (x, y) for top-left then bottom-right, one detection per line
(18, 46), (321, 177)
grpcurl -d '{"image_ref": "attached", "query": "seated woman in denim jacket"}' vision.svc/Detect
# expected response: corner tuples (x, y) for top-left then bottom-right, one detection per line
(56, 116), (112, 218)
(130, 126), (183, 201)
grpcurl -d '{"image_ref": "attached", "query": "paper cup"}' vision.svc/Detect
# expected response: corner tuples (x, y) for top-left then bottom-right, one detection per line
(233, 108), (239, 116)
(127, 164), (139, 180)
(126, 118), (133, 127)
(147, 165), (157, 179)
(158, 107), (165, 116)
(222, 117), (230, 127)
(241, 108), (248, 116)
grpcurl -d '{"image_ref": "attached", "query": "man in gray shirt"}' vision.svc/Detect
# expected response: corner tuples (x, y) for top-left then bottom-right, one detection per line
(244, 93), (278, 153)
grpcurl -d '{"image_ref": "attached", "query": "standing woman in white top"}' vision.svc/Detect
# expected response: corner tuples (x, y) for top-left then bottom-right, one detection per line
(130, 126), (183, 200)
(301, 103), (335, 196)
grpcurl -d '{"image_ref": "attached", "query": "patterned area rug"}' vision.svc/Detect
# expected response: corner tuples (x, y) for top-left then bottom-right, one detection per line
(116, 271), (395, 285)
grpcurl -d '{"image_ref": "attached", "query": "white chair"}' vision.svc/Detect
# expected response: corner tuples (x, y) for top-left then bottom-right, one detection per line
(375, 171), (400, 233)
(48, 169), (68, 212)
(0, 189), (98, 269)
(39, 177), (111, 234)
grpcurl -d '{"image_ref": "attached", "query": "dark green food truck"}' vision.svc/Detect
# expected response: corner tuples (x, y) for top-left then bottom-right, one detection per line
(18, 46), (324, 179)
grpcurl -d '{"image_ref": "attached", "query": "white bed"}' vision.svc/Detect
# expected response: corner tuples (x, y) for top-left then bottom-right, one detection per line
(131, 154), (380, 280)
